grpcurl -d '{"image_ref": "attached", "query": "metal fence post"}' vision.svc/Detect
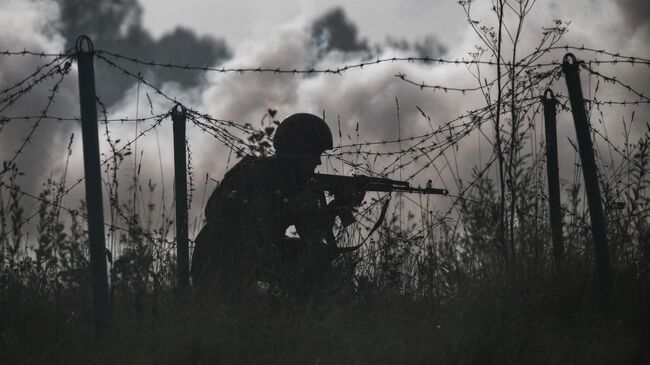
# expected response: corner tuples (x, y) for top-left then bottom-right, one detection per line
(542, 89), (564, 266)
(75, 35), (110, 335)
(172, 104), (189, 290)
(562, 53), (613, 307)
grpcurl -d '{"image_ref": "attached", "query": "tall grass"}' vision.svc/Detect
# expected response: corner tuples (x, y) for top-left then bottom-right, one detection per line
(1, 120), (649, 363)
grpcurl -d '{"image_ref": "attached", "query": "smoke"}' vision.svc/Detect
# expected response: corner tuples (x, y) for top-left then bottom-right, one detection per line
(385, 36), (448, 59)
(192, 11), (463, 199)
(1, 0), (231, 197)
(311, 7), (369, 54)
(615, 0), (650, 32)
(0, 0), (78, 189)
(612, 0), (650, 134)
(56, 0), (231, 106)
(311, 7), (448, 59)
(97, 2), (649, 240)
(0, 1), (457, 240)
(3, 0), (648, 239)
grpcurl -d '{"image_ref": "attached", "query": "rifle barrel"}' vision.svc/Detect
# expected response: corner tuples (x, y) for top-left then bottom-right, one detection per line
(395, 186), (448, 195)
(313, 173), (449, 196)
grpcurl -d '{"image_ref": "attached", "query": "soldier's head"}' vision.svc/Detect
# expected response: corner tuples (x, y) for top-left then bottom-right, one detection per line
(273, 113), (333, 176)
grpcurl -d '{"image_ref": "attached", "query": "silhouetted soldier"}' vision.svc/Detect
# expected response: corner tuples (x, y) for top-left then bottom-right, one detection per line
(191, 113), (364, 297)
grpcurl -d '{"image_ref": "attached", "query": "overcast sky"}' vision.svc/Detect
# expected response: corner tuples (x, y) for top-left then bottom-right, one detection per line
(137, 0), (468, 45)
(1, 0), (648, 237)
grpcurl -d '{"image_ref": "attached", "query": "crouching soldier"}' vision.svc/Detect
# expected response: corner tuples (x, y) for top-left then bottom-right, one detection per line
(191, 113), (364, 298)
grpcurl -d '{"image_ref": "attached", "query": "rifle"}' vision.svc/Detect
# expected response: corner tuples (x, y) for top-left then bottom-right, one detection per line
(310, 173), (448, 226)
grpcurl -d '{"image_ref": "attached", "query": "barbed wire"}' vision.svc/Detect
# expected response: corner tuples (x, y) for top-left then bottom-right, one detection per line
(0, 49), (74, 57)
(95, 45), (650, 178)
(94, 52), (178, 105)
(95, 49), (550, 75)
(548, 45), (650, 64)
(187, 113), (248, 156)
(419, 77), (555, 238)
(94, 52), (264, 147)
(95, 47), (650, 75)
(185, 109), (261, 135)
(1, 62), (72, 175)
(93, 52), (257, 154)
(0, 180), (179, 248)
(387, 74), (552, 180)
(6, 49), (645, 167)
(2, 42), (649, 265)
(0, 54), (74, 113)
(2, 113), (170, 236)
(580, 63), (650, 102)
(586, 98), (650, 106)
(95, 48), (513, 149)
(59, 112), (170, 198)
(554, 100), (645, 171)
(330, 96), (524, 151)
(2, 46), (647, 72)
(395, 72), (494, 94)
(0, 113), (170, 123)
(319, 91), (543, 183)
(402, 63), (563, 96)
(0, 52), (71, 96)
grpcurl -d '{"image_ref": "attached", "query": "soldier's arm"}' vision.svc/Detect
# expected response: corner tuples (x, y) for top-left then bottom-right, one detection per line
(282, 186), (337, 245)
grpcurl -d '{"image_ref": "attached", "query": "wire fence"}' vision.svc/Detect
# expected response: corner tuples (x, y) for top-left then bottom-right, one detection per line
(1, 42), (649, 264)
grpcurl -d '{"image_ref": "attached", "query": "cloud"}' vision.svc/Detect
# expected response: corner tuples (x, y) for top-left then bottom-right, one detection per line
(192, 13), (472, 209)
(1, 0), (231, 200)
(56, 0), (231, 106)
(99, 7), (460, 229)
(311, 7), (369, 54)
(0, 0), (78, 190)
(311, 7), (448, 60)
(3, 0), (649, 240)
(615, 0), (650, 32)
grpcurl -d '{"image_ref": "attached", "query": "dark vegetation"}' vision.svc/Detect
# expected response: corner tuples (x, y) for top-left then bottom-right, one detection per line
(2, 113), (649, 363)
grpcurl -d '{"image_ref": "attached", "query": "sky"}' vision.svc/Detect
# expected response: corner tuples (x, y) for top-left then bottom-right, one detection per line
(1, 0), (648, 238)
(137, 0), (468, 46)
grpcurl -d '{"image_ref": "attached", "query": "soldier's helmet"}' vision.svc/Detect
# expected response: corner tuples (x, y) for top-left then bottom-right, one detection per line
(273, 113), (333, 157)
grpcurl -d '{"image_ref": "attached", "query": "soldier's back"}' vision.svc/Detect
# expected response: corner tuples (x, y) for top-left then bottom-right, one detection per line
(191, 156), (301, 280)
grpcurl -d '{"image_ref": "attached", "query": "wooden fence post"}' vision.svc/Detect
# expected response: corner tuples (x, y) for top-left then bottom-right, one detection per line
(542, 89), (564, 266)
(172, 104), (189, 290)
(562, 53), (613, 307)
(75, 35), (110, 335)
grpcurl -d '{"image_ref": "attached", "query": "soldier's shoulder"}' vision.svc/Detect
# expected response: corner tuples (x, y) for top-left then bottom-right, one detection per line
(231, 156), (278, 174)
(221, 156), (284, 185)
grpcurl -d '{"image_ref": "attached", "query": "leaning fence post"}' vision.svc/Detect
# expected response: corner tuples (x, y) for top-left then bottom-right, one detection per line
(562, 53), (613, 307)
(542, 89), (564, 266)
(172, 104), (189, 290)
(76, 35), (110, 335)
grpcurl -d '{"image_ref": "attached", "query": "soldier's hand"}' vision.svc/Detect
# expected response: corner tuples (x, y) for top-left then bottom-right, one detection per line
(331, 189), (366, 208)
(350, 189), (366, 206)
(292, 184), (327, 212)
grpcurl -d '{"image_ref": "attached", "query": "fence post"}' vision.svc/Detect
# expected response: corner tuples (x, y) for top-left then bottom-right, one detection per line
(75, 35), (110, 335)
(562, 53), (613, 307)
(542, 89), (564, 266)
(172, 104), (189, 290)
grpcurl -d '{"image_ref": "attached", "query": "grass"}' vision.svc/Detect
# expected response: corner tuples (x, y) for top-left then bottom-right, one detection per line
(2, 270), (649, 365)
(2, 113), (650, 364)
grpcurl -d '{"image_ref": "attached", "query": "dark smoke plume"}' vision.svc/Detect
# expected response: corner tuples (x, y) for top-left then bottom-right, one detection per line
(311, 8), (370, 54)
(56, 0), (231, 106)
(384, 35), (448, 58)
(310, 7), (447, 59)
(616, 0), (650, 31)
